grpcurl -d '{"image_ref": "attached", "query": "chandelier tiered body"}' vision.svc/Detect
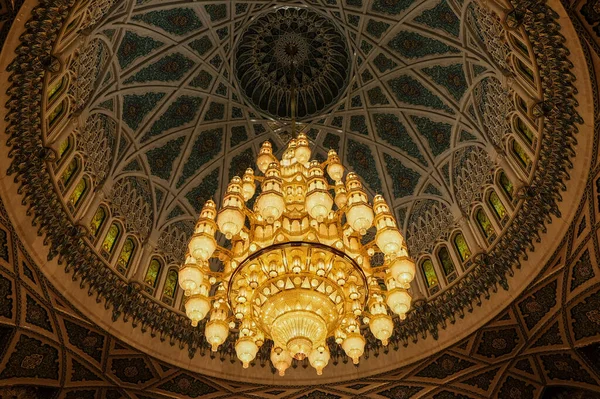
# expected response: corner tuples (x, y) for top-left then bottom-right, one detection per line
(179, 135), (416, 376)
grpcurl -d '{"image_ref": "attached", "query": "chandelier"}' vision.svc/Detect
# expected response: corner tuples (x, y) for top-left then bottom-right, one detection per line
(178, 134), (416, 376)
(179, 31), (414, 375)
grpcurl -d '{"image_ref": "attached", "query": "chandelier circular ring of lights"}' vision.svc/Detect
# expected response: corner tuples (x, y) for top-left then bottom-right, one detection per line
(179, 133), (416, 376)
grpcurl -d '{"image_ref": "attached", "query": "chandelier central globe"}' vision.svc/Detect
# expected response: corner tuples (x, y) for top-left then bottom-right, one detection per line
(180, 135), (416, 376)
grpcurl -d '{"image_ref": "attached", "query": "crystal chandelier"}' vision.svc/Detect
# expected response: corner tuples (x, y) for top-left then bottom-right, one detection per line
(178, 134), (416, 376)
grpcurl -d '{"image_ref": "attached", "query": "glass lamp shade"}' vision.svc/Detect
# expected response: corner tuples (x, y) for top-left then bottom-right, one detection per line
(256, 192), (285, 223)
(346, 204), (374, 234)
(178, 260), (204, 296)
(242, 183), (256, 201)
(375, 228), (403, 257)
(185, 294), (211, 327)
(305, 191), (333, 222)
(327, 162), (344, 181)
(205, 319), (229, 351)
(217, 208), (245, 239)
(386, 288), (412, 319)
(235, 337), (259, 368)
(270, 347), (293, 376)
(389, 257), (416, 287)
(369, 314), (394, 346)
(188, 233), (216, 261)
(342, 333), (366, 364)
(295, 144), (312, 164)
(308, 346), (330, 375)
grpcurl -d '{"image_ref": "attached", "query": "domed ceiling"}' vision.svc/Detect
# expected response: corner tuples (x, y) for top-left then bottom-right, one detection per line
(0, 0), (593, 385)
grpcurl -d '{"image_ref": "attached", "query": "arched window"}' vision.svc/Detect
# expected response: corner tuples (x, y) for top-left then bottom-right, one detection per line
(453, 233), (471, 263)
(47, 77), (66, 102)
(511, 35), (529, 56)
(488, 190), (508, 223)
(515, 95), (528, 113)
(144, 258), (163, 290)
(476, 208), (496, 243)
(56, 136), (72, 164)
(437, 246), (456, 282)
(60, 157), (79, 190)
(512, 140), (531, 171)
(68, 177), (88, 211)
(421, 258), (439, 294)
(48, 101), (65, 127)
(515, 117), (535, 145)
(162, 268), (179, 304)
(515, 58), (534, 84)
(90, 206), (107, 238)
(116, 237), (136, 275)
(101, 222), (121, 257)
(498, 171), (514, 202)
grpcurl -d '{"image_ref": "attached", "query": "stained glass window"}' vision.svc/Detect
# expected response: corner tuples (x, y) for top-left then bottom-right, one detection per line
(48, 101), (65, 126)
(512, 140), (531, 170)
(145, 259), (162, 287)
(68, 178), (87, 209)
(421, 259), (438, 288)
(453, 233), (471, 262)
(60, 158), (78, 189)
(57, 137), (71, 163)
(438, 247), (455, 277)
(488, 191), (507, 221)
(90, 207), (106, 237)
(47, 77), (65, 102)
(163, 269), (178, 299)
(117, 237), (136, 273)
(101, 223), (120, 254)
(476, 208), (495, 239)
(516, 117), (535, 144)
(499, 171), (514, 201)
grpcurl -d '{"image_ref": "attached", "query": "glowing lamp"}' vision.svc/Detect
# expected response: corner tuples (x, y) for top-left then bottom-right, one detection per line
(369, 314), (394, 346)
(308, 346), (331, 375)
(270, 347), (293, 376)
(185, 294), (211, 327)
(375, 228), (403, 257)
(389, 257), (416, 287)
(326, 149), (344, 181)
(242, 168), (256, 201)
(386, 288), (412, 319)
(257, 141), (276, 173)
(342, 333), (366, 364)
(205, 319), (229, 351)
(295, 133), (312, 163)
(178, 257), (204, 296)
(188, 233), (216, 261)
(236, 337), (259, 368)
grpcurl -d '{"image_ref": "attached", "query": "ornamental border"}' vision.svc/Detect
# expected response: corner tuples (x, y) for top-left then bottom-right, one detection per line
(1, 0), (580, 367)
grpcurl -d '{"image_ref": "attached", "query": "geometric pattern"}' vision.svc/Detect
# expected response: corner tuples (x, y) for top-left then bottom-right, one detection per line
(0, 0), (596, 390)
